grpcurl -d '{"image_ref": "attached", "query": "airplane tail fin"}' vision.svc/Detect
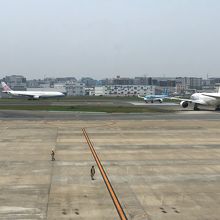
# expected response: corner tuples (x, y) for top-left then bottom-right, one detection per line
(1, 82), (12, 92)
(138, 95), (145, 99)
(162, 88), (169, 96)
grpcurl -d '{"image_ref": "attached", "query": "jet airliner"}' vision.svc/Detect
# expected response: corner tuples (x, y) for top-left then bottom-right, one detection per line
(1, 82), (65, 99)
(138, 89), (169, 103)
(170, 88), (220, 110)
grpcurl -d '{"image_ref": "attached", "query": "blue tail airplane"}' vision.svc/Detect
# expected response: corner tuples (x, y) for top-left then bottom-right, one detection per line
(138, 89), (169, 103)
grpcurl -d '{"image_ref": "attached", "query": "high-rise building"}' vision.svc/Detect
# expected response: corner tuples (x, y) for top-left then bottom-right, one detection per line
(112, 76), (134, 85)
(65, 81), (85, 96)
(176, 77), (202, 90)
(80, 77), (97, 87)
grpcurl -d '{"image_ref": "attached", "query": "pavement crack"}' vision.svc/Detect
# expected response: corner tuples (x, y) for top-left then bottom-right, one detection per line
(45, 127), (58, 219)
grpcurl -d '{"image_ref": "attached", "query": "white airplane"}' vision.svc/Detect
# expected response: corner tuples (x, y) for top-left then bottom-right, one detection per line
(138, 89), (169, 103)
(170, 88), (220, 111)
(138, 94), (168, 103)
(1, 82), (65, 99)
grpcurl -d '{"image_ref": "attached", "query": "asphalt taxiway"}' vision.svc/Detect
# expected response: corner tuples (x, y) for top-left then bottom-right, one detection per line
(0, 111), (220, 219)
(0, 109), (219, 121)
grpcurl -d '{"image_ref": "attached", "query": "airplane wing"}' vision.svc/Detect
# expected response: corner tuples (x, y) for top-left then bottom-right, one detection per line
(168, 97), (193, 102)
(202, 94), (220, 99)
(137, 95), (145, 99)
(168, 97), (205, 105)
(23, 94), (40, 99)
(26, 95), (40, 99)
(14, 92), (40, 99)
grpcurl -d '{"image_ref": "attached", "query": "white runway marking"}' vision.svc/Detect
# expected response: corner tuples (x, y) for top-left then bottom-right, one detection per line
(178, 110), (219, 114)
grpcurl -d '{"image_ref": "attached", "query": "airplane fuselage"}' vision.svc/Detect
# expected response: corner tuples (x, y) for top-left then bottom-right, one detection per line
(191, 93), (220, 106)
(144, 94), (168, 103)
(7, 91), (65, 99)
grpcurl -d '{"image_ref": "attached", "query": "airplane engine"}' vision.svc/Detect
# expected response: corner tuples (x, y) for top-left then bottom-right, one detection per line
(180, 101), (188, 108)
(33, 95), (40, 99)
(159, 99), (163, 103)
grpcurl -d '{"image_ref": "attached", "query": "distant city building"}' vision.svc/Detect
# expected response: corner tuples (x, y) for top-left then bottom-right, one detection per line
(176, 77), (189, 90)
(157, 80), (176, 87)
(209, 78), (220, 87)
(95, 86), (106, 96)
(85, 87), (95, 96)
(202, 79), (211, 87)
(176, 77), (202, 90)
(55, 77), (77, 83)
(215, 83), (220, 92)
(134, 77), (152, 85)
(26, 84), (66, 93)
(80, 77), (97, 87)
(155, 86), (176, 95)
(3, 75), (27, 90)
(99, 78), (113, 86)
(95, 85), (155, 96)
(112, 76), (134, 85)
(27, 79), (40, 88)
(27, 79), (84, 96)
(175, 82), (185, 94)
(39, 83), (51, 88)
(43, 77), (55, 83)
(202, 79), (215, 92)
(1, 74), (219, 98)
(65, 81), (85, 96)
(189, 77), (202, 90)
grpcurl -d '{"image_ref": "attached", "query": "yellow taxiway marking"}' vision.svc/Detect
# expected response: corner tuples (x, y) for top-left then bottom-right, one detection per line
(82, 128), (128, 220)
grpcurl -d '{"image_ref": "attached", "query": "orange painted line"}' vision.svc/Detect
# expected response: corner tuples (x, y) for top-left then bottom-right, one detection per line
(82, 128), (128, 220)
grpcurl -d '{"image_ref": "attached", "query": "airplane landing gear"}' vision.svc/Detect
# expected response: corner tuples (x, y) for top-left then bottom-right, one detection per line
(151, 100), (154, 103)
(194, 104), (200, 111)
(215, 106), (220, 111)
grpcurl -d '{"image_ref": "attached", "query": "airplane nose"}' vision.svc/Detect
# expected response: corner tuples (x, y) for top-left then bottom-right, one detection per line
(191, 94), (197, 100)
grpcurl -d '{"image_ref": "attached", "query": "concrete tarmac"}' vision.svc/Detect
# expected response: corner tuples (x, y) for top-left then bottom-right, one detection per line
(0, 115), (220, 219)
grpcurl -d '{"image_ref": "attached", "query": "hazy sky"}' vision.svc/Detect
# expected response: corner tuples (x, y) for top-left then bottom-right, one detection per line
(0, 0), (220, 79)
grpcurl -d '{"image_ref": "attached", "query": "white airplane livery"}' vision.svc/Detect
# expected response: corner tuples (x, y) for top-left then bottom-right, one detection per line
(1, 82), (65, 99)
(171, 87), (220, 110)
